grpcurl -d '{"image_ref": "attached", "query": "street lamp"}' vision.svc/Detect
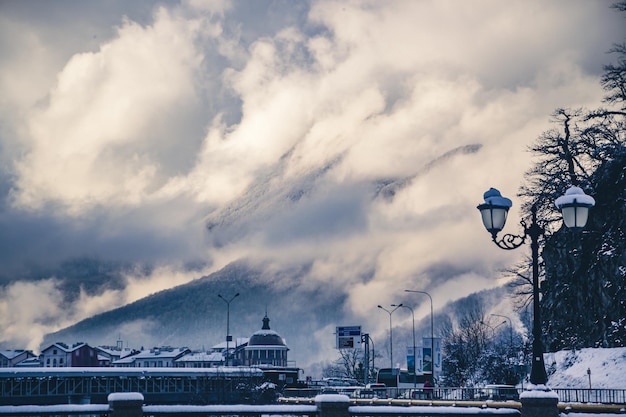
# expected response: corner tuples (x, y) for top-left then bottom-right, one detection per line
(477, 186), (594, 386)
(491, 313), (513, 350)
(405, 290), (434, 382)
(481, 319), (505, 337)
(218, 292), (240, 365)
(377, 304), (403, 368)
(392, 304), (416, 386)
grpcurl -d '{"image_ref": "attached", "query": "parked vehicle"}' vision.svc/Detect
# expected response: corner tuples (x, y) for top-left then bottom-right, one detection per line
(351, 389), (380, 399)
(365, 382), (388, 398)
(376, 368), (430, 389)
(479, 384), (519, 401)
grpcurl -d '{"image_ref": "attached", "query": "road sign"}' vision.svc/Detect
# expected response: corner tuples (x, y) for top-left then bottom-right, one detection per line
(336, 325), (362, 349)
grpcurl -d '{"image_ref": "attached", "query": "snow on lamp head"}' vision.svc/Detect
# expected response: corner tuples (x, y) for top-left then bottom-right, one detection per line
(555, 186), (595, 229)
(477, 188), (513, 237)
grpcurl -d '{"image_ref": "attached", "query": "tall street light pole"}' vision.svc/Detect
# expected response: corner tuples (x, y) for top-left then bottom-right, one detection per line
(491, 313), (513, 350)
(392, 304), (416, 387)
(405, 290), (434, 382)
(477, 186), (595, 386)
(218, 292), (240, 366)
(377, 304), (403, 369)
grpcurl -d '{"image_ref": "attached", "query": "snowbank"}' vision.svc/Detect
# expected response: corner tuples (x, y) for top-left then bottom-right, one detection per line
(545, 347), (626, 389)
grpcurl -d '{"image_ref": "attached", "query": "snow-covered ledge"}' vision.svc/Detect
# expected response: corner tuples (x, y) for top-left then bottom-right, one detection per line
(107, 392), (144, 417)
(315, 393), (350, 417)
(519, 384), (559, 417)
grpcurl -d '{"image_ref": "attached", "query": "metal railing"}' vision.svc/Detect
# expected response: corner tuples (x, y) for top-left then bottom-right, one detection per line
(2, 395), (626, 417)
(283, 386), (626, 405)
(553, 388), (626, 405)
(0, 402), (520, 417)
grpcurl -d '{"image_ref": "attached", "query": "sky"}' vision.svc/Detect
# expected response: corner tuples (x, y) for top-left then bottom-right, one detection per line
(0, 0), (624, 352)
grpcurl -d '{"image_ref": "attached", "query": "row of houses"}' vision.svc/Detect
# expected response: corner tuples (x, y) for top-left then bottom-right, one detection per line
(1, 343), (237, 368)
(1, 314), (291, 369)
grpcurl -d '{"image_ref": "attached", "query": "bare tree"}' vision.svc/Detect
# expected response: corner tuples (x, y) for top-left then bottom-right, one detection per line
(322, 348), (365, 382)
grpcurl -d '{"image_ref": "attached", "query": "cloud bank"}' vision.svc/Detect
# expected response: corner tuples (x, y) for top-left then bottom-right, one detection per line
(0, 0), (622, 351)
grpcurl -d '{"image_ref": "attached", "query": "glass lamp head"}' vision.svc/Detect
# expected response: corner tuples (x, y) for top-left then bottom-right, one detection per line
(477, 188), (513, 237)
(555, 186), (595, 229)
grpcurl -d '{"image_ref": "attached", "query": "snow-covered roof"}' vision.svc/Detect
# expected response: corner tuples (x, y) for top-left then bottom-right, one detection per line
(0, 350), (28, 360)
(248, 315), (286, 347)
(211, 338), (249, 350)
(41, 342), (89, 354)
(113, 347), (189, 364)
(0, 366), (266, 378)
(248, 330), (287, 347)
(15, 357), (41, 367)
(96, 346), (135, 359)
(175, 351), (223, 362)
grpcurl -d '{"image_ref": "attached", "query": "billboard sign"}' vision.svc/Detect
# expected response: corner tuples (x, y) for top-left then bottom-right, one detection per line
(406, 346), (416, 374)
(422, 337), (442, 374)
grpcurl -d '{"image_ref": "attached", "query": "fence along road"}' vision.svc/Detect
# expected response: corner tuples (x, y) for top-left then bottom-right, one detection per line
(282, 386), (626, 405)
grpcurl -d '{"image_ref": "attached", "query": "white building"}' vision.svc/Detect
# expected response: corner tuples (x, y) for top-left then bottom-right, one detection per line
(112, 346), (190, 367)
(174, 351), (224, 368)
(0, 350), (35, 367)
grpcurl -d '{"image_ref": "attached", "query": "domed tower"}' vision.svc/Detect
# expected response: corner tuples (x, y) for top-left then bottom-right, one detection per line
(243, 314), (289, 367)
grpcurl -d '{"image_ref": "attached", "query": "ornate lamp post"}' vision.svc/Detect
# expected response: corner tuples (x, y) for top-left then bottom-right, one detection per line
(477, 186), (594, 386)
(218, 292), (240, 365)
(378, 304), (403, 368)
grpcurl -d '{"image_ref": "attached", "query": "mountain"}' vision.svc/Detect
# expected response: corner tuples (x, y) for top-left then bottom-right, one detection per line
(42, 260), (350, 374)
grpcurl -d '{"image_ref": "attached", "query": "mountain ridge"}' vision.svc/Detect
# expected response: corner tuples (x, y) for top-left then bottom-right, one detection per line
(42, 260), (350, 370)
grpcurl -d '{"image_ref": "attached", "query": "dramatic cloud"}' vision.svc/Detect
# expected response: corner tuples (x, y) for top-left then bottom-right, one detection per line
(0, 0), (622, 353)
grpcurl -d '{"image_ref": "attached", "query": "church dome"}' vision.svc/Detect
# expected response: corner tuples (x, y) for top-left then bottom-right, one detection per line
(248, 315), (286, 346)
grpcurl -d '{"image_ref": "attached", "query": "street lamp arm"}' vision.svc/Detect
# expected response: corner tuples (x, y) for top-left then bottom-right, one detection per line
(492, 231), (527, 250)
(489, 206), (545, 250)
(378, 304), (403, 369)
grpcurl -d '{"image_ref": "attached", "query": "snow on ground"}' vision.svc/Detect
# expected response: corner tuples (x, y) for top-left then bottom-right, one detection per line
(545, 347), (626, 389)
